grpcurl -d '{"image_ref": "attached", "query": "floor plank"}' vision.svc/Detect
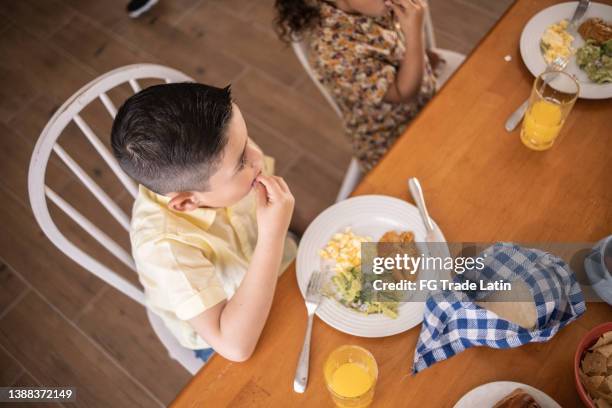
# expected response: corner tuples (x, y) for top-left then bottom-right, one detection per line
(0, 26), (95, 104)
(429, 0), (502, 49)
(292, 73), (341, 115)
(0, 261), (27, 318)
(0, 185), (103, 321)
(454, 0), (514, 20)
(233, 69), (349, 175)
(208, 0), (260, 18)
(50, 14), (159, 74)
(0, 292), (162, 408)
(283, 155), (343, 234)
(0, 65), (39, 124)
(77, 288), (192, 405)
(177, 2), (304, 87)
(243, 0), (279, 36)
(0, 345), (23, 386)
(112, 10), (246, 87)
(0, 0), (75, 39)
(0, 122), (70, 204)
(61, 0), (128, 30)
(247, 118), (301, 176)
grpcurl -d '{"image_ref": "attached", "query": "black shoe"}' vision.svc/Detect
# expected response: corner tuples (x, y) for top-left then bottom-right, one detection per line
(126, 0), (159, 18)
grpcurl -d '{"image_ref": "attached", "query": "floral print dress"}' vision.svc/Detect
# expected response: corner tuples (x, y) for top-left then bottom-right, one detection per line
(309, 1), (437, 171)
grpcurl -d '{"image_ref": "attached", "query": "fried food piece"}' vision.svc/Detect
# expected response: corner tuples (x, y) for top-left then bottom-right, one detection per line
(579, 18), (612, 43)
(379, 230), (415, 244)
(492, 388), (542, 408)
(377, 230), (418, 282)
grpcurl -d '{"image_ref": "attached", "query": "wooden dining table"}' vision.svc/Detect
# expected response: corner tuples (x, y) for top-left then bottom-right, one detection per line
(172, 0), (612, 406)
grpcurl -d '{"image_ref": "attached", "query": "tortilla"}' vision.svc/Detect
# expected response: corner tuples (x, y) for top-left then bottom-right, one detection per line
(583, 351), (609, 376)
(476, 280), (537, 329)
(592, 332), (612, 350)
(596, 344), (612, 359)
(602, 376), (612, 394)
(595, 398), (612, 408)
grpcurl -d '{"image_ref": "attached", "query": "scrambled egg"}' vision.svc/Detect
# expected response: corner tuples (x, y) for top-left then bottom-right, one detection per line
(320, 228), (371, 274)
(319, 228), (399, 318)
(541, 19), (574, 64)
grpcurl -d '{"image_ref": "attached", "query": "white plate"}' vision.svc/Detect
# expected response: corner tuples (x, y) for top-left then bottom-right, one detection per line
(454, 381), (562, 408)
(519, 2), (612, 99)
(296, 195), (450, 338)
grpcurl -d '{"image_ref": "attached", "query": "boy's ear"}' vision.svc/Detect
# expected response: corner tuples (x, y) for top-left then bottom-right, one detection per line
(167, 192), (200, 212)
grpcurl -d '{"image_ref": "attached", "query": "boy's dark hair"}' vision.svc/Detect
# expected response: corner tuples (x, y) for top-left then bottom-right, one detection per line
(111, 83), (232, 194)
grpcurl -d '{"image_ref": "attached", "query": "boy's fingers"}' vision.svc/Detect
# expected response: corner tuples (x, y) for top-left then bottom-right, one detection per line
(273, 176), (290, 193)
(256, 175), (282, 198)
(255, 182), (268, 206)
(389, 3), (405, 15)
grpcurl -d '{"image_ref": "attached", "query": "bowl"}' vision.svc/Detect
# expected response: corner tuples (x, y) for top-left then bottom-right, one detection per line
(574, 322), (612, 408)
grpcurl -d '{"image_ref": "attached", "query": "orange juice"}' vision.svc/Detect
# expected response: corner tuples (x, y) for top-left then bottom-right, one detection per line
(329, 362), (373, 399)
(521, 98), (563, 150)
(324, 346), (378, 408)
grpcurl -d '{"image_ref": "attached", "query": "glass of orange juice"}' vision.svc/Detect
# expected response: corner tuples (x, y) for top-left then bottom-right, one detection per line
(520, 71), (579, 151)
(323, 345), (378, 408)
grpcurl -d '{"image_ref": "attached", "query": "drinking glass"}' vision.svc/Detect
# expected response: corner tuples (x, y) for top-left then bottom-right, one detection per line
(520, 71), (579, 151)
(323, 345), (378, 408)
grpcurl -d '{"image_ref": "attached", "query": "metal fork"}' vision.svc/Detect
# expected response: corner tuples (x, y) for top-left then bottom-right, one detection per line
(504, 57), (569, 132)
(504, 0), (590, 132)
(293, 270), (324, 393)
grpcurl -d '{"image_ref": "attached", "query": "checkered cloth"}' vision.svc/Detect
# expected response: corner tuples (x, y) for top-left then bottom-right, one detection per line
(412, 243), (586, 374)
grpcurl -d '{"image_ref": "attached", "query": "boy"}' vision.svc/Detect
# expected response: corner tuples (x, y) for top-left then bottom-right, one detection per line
(111, 83), (296, 362)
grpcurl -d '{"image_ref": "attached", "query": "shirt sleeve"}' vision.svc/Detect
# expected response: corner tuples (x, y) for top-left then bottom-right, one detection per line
(136, 238), (227, 321)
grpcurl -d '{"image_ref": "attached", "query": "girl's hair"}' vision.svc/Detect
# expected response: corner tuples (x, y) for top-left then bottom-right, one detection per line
(274, 0), (321, 43)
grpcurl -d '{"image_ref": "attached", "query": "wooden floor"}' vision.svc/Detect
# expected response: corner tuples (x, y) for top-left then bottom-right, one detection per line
(0, 0), (513, 406)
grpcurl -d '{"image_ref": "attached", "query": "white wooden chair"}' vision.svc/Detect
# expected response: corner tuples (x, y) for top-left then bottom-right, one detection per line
(28, 64), (204, 375)
(291, 6), (466, 202)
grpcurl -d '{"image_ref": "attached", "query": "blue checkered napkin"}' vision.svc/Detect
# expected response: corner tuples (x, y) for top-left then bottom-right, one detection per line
(412, 243), (586, 374)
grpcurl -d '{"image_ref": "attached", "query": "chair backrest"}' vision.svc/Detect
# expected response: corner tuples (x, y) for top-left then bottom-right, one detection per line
(291, 39), (343, 119)
(424, 2), (436, 49)
(28, 64), (194, 306)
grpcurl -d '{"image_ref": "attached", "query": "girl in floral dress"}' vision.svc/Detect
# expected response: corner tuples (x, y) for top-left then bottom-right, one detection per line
(275, 0), (439, 172)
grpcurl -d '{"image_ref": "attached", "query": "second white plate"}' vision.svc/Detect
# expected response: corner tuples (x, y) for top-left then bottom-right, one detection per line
(454, 381), (562, 408)
(296, 195), (450, 338)
(519, 1), (612, 99)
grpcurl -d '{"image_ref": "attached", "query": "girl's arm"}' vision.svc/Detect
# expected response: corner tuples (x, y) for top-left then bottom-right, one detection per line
(384, 0), (427, 104)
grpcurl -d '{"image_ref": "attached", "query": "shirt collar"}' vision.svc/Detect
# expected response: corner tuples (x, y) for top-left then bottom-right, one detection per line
(140, 185), (217, 230)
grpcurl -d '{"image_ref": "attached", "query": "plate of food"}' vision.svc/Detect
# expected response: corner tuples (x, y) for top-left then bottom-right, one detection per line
(454, 381), (562, 408)
(295, 195), (451, 338)
(519, 2), (612, 99)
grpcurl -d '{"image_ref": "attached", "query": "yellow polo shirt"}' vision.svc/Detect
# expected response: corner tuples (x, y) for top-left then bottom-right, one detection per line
(130, 158), (296, 350)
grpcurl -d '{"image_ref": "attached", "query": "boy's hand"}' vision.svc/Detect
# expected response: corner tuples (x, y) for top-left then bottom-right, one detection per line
(254, 175), (294, 243)
(386, 0), (427, 36)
